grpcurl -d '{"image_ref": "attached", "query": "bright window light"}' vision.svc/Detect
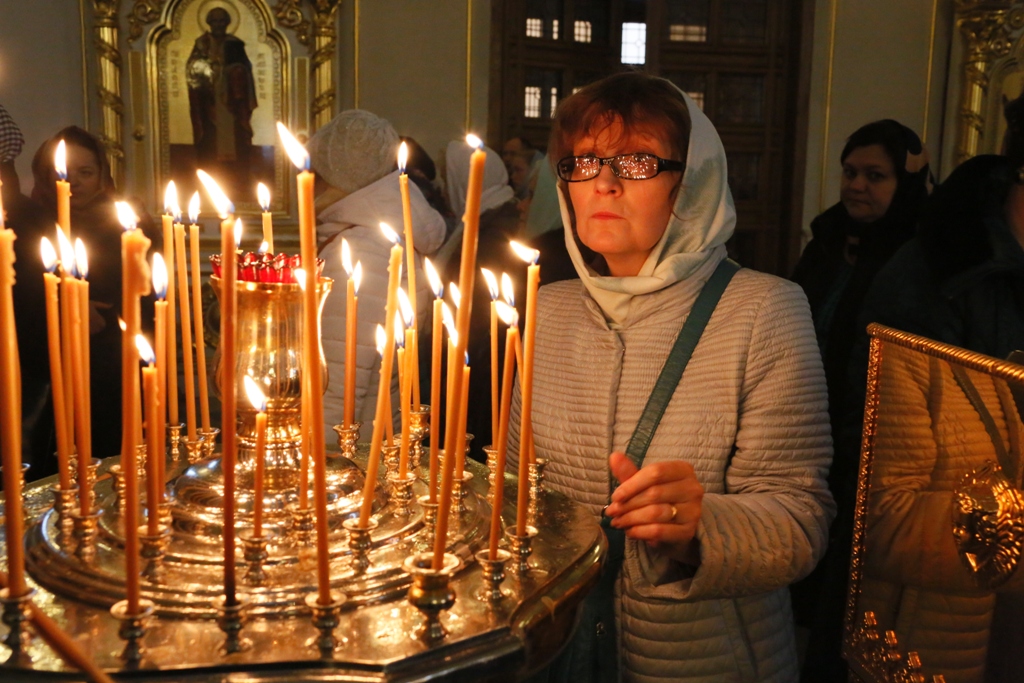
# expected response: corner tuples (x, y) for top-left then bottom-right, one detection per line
(621, 23), (646, 64)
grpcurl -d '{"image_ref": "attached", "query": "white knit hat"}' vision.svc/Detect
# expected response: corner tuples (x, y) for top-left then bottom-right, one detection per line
(308, 110), (399, 194)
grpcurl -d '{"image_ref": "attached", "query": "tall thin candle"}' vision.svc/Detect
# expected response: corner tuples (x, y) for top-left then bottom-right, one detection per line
(138, 336), (160, 535)
(481, 268), (500, 443)
(72, 240), (92, 513)
(162, 183), (179, 428)
(511, 242), (541, 533)
(341, 239), (361, 428)
(397, 142), (420, 408)
(188, 194), (211, 430)
(56, 230), (75, 462)
(424, 258), (443, 503)
(433, 135), (485, 569)
(54, 140), (71, 238)
(490, 303), (519, 559)
(244, 376), (268, 537)
(257, 183), (274, 254)
(174, 223), (197, 440)
(40, 238), (71, 490)
(152, 254), (168, 497)
(0, 227), (27, 597)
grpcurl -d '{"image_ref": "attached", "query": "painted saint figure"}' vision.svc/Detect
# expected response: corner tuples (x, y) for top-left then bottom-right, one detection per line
(186, 7), (257, 178)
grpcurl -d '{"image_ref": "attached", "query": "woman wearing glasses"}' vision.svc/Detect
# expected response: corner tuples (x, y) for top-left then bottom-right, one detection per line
(509, 72), (834, 682)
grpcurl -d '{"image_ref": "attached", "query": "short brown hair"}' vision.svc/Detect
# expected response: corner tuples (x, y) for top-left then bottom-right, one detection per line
(549, 71), (691, 171)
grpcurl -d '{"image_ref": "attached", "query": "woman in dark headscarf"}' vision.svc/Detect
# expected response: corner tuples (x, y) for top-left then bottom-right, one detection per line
(30, 126), (159, 464)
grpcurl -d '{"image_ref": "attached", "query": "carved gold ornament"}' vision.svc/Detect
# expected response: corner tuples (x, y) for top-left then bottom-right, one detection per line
(951, 459), (1024, 588)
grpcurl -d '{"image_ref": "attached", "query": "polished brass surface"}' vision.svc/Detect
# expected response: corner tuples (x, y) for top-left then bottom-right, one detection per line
(333, 421), (361, 459)
(0, 587), (36, 654)
(183, 436), (206, 465)
(405, 552), (459, 642)
(214, 594), (252, 655)
(506, 525), (540, 577)
(110, 598), (155, 663)
(168, 423), (184, 461)
(844, 324), (1024, 682)
(475, 549), (511, 603)
(304, 590), (345, 653)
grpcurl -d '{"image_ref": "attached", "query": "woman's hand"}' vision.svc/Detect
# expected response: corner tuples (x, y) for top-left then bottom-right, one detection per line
(605, 452), (704, 566)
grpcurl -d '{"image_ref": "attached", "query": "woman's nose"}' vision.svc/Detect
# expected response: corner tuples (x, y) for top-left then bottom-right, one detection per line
(593, 163), (622, 194)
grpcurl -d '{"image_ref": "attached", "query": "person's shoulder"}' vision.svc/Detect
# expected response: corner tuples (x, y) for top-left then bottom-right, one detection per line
(731, 266), (805, 304)
(537, 278), (583, 305)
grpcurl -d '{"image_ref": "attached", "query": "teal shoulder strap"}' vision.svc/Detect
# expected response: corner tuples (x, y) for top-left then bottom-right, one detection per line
(623, 258), (740, 470)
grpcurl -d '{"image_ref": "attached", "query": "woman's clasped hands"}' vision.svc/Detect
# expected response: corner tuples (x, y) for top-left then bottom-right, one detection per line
(605, 452), (704, 566)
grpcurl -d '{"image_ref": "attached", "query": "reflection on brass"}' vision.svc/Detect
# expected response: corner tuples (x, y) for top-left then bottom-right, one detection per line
(405, 552), (459, 642)
(109, 598), (154, 663)
(304, 590), (345, 653)
(954, 1), (1024, 163)
(93, 1), (126, 187)
(850, 611), (932, 683)
(952, 460), (1024, 588)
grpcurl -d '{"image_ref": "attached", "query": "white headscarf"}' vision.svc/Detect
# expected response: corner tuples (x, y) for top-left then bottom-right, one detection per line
(560, 88), (736, 325)
(445, 140), (516, 218)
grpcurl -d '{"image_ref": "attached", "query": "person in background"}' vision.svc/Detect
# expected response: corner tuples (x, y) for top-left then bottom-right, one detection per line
(28, 126), (159, 466)
(791, 119), (931, 680)
(311, 110), (446, 441)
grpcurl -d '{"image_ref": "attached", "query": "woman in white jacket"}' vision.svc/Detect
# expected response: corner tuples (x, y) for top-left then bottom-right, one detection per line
(510, 72), (834, 682)
(309, 110), (446, 442)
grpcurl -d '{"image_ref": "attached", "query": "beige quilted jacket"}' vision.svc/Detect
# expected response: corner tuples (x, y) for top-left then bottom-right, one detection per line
(508, 259), (835, 682)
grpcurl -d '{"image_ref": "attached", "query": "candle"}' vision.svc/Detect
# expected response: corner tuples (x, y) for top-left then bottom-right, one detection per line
(341, 239), (361, 428)
(501, 273), (523, 369)
(511, 241), (540, 471)
(188, 194), (211, 431)
(491, 302), (519, 559)
(196, 170), (239, 605)
(433, 134), (486, 569)
(137, 336), (160, 535)
(0, 227), (27, 597)
(40, 238), (72, 490)
(162, 183), (179, 428)
(278, 122), (332, 606)
(397, 142), (420, 409)
(358, 222), (403, 528)
(56, 230), (76, 462)
(244, 376), (268, 538)
(296, 269), (310, 511)
(58, 234), (88, 515)
(442, 301), (457, 407)
(396, 295), (415, 478)
(424, 258), (443, 503)
(454, 361), (471, 481)
(257, 182), (274, 254)
(151, 254), (168, 499)
(73, 240), (92, 513)
(174, 223), (197, 440)
(54, 140), (71, 238)
(481, 267), (500, 444)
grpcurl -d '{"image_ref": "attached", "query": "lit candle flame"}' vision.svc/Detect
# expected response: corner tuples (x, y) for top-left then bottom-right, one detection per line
(118, 317), (127, 332)
(56, 228), (76, 276)
(135, 334), (156, 365)
(496, 300), (519, 326)
(375, 324), (387, 355)
(116, 201), (138, 231)
(481, 267), (498, 301)
(466, 133), (483, 149)
(258, 240), (269, 255)
(397, 287), (414, 326)
(510, 240), (540, 265)
(152, 252), (168, 301)
(55, 140), (67, 180)
(244, 375), (268, 413)
(341, 238), (353, 277)
(394, 312), (405, 347)
(424, 257), (443, 299)
(257, 182), (271, 212)
(196, 170), (235, 218)
(353, 262), (363, 294)
(40, 236), (57, 273)
(441, 301), (455, 338)
(379, 221), (400, 245)
(501, 272), (515, 307)
(276, 122), (310, 171)
(188, 191), (201, 224)
(294, 268), (307, 291)
(234, 218), (243, 248)
(74, 238), (88, 280)
(164, 180), (179, 216)
(449, 282), (461, 309)
(398, 141), (409, 173)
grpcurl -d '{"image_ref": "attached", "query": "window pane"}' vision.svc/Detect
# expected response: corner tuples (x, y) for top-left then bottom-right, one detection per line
(726, 152), (760, 200)
(552, 18), (560, 40)
(574, 20), (593, 43)
(526, 17), (543, 38)
(525, 67), (562, 118)
(721, 0), (768, 44)
(664, 72), (707, 111)
(550, 87), (559, 117)
(621, 22), (647, 64)
(574, 0), (611, 43)
(525, 86), (542, 118)
(716, 74), (764, 124)
(525, 0), (564, 40)
(665, 0), (709, 42)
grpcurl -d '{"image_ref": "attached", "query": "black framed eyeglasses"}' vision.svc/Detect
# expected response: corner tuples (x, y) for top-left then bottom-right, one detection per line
(556, 153), (684, 182)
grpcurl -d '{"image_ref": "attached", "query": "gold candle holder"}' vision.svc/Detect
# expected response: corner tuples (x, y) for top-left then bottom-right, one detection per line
(214, 595), (252, 655)
(0, 587), (37, 655)
(198, 427), (220, 460)
(139, 525), (172, 584)
(332, 421), (361, 459)
(167, 422), (184, 461)
(381, 442), (400, 480)
(70, 508), (102, 563)
(387, 471), (417, 516)
(343, 517), (376, 574)
(483, 446), (498, 503)
(505, 525), (538, 577)
(289, 505), (315, 546)
(183, 435), (206, 465)
(51, 484), (78, 530)
(83, 457), (101, 511)
(158, 500), (173, 528)
(453, 471), (474, 516)
(110, 598), (156, 664)
(409, 405), (430, 472)
(417, 495), (439, 550)
(304, 591), (347, 655)
(134, 445), (149, 481)
(109, 464), (126, 512)
(474, 548), (512, 603)
(240, 530), (272, 586)
(405, 551), (459, 642)
(528, 457), (547, 501)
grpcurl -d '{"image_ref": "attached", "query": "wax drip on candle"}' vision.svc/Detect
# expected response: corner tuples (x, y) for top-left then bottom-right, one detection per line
(55, 140), (67, 180)
(135, 334), (156, 366)
(152, 253), (168, 301)
(257, 183), (271, 213)
(40, 237), (57, 273)
(425, 257), (443, 299)
(188, 192), (201, 224)
(501, 272), (515, 307)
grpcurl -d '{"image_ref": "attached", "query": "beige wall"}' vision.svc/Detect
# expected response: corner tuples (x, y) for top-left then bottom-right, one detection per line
(801, 0), (953, 242)
(0, 0), (88, 194)
(335, 0), (491, 169)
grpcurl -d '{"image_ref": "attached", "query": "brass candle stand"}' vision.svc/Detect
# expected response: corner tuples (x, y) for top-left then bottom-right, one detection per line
(453, 471), (473, 515)
(505, 525), (539, 577)
(528, 457), (547, 501)
(69, 507), (102, 563)
(51, 484), (77, 530)
(381, 443), (400, 480)
(240, 530), (273, 586)
(167, 423), (184, 461)
(198, 427), (220, 460)
(214, 595), (252, 655)
(304, 591), (347, 655)
(289, 505), (315, 546)
(343, 518), (376, 574)
(475, 549), (512, 603)
(417, 494), (439, 549)
(484, 446), (498, 502)
(0, 587), (36, 656)
(183, 436), (206, 465)
(387, 472), (417, 516)
(332, 422), (361, 459)
(409, 405), (430, 471)
(109, 464), (126, 511)
(109, 598), (155, 664)
(405, 552), (459, 642)
(139, 525), (172, 584)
